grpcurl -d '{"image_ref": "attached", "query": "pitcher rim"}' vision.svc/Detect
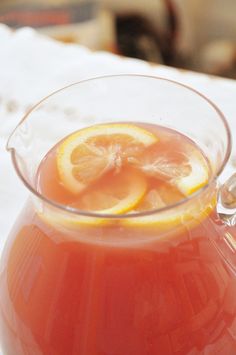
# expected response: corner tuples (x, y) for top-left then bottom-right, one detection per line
(7, 74), (232, 219)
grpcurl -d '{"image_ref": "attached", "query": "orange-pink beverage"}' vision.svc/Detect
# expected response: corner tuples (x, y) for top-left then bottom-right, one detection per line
(0, 123), (236, 355)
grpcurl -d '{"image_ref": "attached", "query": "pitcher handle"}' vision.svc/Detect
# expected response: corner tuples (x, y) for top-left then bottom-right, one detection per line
(214, 173), (236, 272)
(218, 173), (236, 226)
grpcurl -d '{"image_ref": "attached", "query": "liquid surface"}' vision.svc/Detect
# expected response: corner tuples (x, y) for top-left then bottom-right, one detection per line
(37, 123), (210, 216)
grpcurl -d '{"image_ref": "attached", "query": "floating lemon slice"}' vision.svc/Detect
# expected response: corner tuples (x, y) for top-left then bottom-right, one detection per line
(131, 144), (209, 198)
(39, 169), (147, 228)
(135, 183), (185, 212)
(124, 192), (217, 230)
(70, 169), (147, 215)
(175, 152), (209, 195)
(125, 149), (212, 228)
(57, 123), (157, 194)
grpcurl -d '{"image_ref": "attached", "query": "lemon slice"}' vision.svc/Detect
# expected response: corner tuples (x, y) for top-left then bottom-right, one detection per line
(131, 142), (209, 198)
(125, 149), (211, 229)
(57, 123), (157, 194)
(176, 152), (209, 195)
(71, 169), (147, 215)
(124, 188), (217, 229)
(39, 169), (147, 228)
(135, 183), (185, 212)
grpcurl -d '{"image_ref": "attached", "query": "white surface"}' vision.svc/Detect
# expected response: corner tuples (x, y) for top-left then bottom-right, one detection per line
(0, 24), (236, 256)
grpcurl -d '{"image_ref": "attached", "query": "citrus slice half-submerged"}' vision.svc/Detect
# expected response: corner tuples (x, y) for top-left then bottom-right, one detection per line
(57, 123), (157, 194)
(70, 168), (147, 215)
(125, 144), (212, 228)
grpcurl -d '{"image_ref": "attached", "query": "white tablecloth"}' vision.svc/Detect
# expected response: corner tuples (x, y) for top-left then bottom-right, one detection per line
(0, 24), (235, 253)
(0, 24), (236, 355)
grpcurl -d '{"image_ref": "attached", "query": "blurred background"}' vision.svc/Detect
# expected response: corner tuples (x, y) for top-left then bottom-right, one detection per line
(1, 0), (236, 78)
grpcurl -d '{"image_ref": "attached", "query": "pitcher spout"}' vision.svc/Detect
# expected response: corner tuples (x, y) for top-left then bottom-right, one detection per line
(6, 114), (30, 153)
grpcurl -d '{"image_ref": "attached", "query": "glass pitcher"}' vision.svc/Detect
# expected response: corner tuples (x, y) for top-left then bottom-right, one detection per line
(0, 75), (236, 355)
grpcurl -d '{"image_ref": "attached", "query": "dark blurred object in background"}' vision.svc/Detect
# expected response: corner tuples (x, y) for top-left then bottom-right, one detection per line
(115, 11), (176, 66)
